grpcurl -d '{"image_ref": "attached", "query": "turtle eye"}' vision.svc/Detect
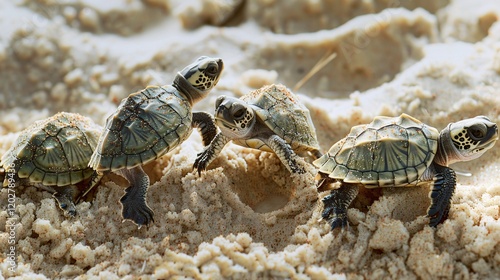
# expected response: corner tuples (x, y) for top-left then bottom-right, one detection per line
(205, 63), (218, 75)
(467, 124), (486, 141)
(60, 203), (68, 210)
(233, 107), (246, 119)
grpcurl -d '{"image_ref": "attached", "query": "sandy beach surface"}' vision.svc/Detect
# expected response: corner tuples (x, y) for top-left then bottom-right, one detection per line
(1, 0), (500, 279)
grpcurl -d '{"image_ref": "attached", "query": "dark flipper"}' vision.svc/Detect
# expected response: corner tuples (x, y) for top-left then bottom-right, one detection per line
(427, 164), (456, 227)
(116, 166), (154, 227)
(193, 132), (230, 175)
(53, 185), (78, 217)
(267, 134), (305, 174)
(322, 183), (359, 230)
(192, 111), (218, 146)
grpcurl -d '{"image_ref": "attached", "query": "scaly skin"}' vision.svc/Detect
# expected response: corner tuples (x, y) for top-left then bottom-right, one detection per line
(193, 133), (231, 175)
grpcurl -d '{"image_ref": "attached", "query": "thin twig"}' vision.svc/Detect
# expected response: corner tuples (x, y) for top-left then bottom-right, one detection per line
(293, 51), (337, 92)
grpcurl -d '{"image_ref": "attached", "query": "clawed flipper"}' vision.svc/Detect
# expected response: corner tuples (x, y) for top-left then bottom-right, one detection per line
(121, 186), (155, 227)
(321, 183), (359, 230)
(116, 166), (154, 227)
(268, 135), (306, 174)
(193, 133), (230, 175)
(428, 165), (456, 227)
(193, 150), (211, 175)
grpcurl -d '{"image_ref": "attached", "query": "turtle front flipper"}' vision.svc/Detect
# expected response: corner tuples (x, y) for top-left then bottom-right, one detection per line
(53, 185), (78, 217)
(192, 111), (218, 146)
(428, 164), (456, 227)
(322, 183), (358, 230)
(267, 134), (306, 174)
(193, 132), (230, 175)
(116, 166), (154, 227)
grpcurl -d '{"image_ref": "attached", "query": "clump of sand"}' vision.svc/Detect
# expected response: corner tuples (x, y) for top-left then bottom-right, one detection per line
(1, 0), (500, 278)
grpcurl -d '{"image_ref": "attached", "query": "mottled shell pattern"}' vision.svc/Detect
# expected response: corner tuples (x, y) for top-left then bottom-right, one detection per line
(1, 112), (102, 187)
(314, 114), (439, 187)
(235, 84), (320, 152)
(89, 85), (192, 172)
(89, 56), (223, 172)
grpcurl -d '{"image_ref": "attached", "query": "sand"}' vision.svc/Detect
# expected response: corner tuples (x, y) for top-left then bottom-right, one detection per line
(1, 0), (500, 279)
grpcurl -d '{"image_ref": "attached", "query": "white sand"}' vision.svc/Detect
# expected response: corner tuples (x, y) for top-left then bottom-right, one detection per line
(1, 0), (500, 278)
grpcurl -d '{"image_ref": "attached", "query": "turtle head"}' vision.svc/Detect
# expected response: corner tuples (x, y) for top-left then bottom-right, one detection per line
(214, 95), (256, 139)
(174, 56), (224, 104)
(436, 116), (498, 165)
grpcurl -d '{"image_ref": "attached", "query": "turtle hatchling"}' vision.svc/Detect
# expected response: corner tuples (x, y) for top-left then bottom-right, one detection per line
(194, 84), (322, 174)
(1, 112), (103, 217)
(88, 56), (224, 227)
(314, 114), (498, 230)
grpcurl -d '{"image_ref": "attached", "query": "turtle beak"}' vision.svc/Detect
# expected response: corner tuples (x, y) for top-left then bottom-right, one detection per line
(215, 95), (225, 109)
(216, 58), (224, 73)
(211, 58), (224, 87)
(214, 99), (231, 127)
(481, 123), (498, 148)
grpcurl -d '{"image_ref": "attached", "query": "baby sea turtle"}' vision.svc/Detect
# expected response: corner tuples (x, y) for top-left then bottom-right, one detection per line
(88, 56), (224, 227)
(194, 84), (322, 174)
(314, 114), (498, 229)
(1, 112), (102, 217)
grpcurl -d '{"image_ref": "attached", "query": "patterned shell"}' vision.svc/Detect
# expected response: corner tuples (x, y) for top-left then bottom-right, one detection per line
(238, 84), (320, 151)
(314, 114), (439, 187)
(89, 85), (191, 171)
(1, 112), (102, 186)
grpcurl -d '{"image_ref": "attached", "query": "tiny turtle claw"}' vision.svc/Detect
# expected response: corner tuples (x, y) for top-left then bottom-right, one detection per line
(193, 133), (230, 176)
(121, 188), (155, 227)
(321, 184), (358, 230)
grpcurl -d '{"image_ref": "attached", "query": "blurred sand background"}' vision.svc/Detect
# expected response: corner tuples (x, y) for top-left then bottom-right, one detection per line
(1, 0), (500, 278)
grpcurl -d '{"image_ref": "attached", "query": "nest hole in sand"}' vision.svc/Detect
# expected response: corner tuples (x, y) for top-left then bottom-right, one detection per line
(198, 149), (318, 251)
(223, 154), (296, 214)
(228, 170), (291, 214)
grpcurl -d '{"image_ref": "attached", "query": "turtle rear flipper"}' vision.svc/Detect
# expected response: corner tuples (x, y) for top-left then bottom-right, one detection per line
(428, 165), (456, 227)
(116, 166), (154, 228)
(322, 183), (358, 230)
